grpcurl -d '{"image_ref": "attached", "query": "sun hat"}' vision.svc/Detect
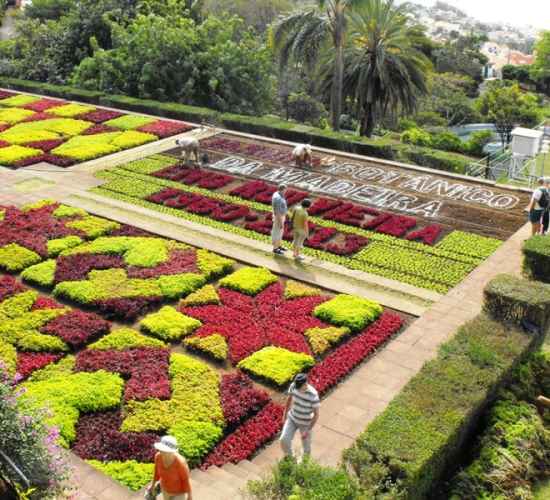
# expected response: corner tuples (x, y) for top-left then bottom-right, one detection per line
(154, 435), (178, 453)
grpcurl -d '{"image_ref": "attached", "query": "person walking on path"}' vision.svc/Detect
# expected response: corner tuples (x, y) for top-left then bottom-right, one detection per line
(292, 144), (313, 168)
(147, 435), (193, 500)
(526, 178), (549, 236)
(291, 199), (311, 262)
(272, 184), (288, 255)
(280, 373), (320, 459)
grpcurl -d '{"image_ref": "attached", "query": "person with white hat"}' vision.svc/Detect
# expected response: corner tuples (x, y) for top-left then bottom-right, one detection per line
(146, 435), (192, 500)
(175, 137), (200, 165)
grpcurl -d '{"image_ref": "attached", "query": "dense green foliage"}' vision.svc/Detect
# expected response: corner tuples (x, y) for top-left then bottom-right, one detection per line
(248, 458), (359, 500)
(449, 347), (550, 499)
(71, 15), (273, 113)
(342, 313), (533, 499)
(523, 235), (550, 284)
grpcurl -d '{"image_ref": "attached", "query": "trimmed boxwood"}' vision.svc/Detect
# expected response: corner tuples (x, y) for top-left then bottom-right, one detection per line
(342, 312), (537, 500)
(0, 77), (103, 104)
(523, 235), (550, 283)
(484, 274), (550, 329)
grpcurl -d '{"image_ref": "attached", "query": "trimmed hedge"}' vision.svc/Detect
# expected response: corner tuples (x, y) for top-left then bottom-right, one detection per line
(0, 77), (475, 173)
(484, 274), (550, 329)
(342, 312), (537, 500)
(523, 235), (550, 283)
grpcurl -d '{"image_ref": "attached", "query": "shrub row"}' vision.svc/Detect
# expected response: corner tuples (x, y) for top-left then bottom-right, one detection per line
(523, 235), (550, 284)
(340, 273), (547, 500)
(0, 77), (474, 174)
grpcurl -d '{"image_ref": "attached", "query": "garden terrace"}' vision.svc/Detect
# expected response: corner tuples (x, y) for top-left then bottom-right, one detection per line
(0, 90), (193, 168)
(0, 199), (410, 494)
(93, 149), (510, 294)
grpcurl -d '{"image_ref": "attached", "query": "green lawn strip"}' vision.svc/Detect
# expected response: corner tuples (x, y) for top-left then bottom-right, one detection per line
(523, 235), (550, 283)
(342, 289), (540, 499)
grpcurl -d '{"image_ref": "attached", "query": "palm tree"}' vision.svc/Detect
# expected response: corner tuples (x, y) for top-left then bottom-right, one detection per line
(341, 0), (430, 136)
(273, 0), (363, 131)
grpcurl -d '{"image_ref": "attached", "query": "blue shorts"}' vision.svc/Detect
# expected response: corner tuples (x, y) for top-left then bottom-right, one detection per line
(529, 209), (543, 224)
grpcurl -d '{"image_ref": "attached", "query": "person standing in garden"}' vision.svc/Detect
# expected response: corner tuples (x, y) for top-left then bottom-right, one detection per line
(272, 184), (288, 255)
(280, 373), (320, 459)
(291, 198), (311, 262)
(526, 178), (549, 236)
(147, 435), (192, 500)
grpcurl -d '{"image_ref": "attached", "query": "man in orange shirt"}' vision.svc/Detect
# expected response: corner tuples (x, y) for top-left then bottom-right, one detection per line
(147, 435), (193, 500)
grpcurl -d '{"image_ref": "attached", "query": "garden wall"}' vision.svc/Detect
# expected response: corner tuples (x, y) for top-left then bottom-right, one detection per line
(342, 274), (549, 500)
(0, 77), (473, 174)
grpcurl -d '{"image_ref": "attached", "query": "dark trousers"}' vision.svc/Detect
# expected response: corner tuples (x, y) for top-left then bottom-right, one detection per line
(544, 210), (550, 234)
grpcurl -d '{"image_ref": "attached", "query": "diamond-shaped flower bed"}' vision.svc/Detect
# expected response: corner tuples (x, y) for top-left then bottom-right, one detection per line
(237, 346), (315, 386)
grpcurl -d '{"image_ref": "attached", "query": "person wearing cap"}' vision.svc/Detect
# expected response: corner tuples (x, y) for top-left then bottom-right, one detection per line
(280, 373), (320, 459)
(147, 435), (192, 500)
(272, 184), (288, 255)
(292, 144), (313, 168)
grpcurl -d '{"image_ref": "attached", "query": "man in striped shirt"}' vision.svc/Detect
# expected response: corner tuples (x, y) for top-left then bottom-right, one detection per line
(280, 373), (320, 458)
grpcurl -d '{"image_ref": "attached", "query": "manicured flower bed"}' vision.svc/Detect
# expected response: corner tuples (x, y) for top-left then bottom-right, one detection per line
(23, 234), (234, 320)
(93, 165), (498, 292)
(0, 202), (410, 492)
(0, 90), (194, 168)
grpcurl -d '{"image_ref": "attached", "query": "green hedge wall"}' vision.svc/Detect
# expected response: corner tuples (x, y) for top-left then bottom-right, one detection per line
(523, 235), (550, 283)
(0, 77), (475, 173)
(484, 274), (550, 329)
(342, 310), (538, 500)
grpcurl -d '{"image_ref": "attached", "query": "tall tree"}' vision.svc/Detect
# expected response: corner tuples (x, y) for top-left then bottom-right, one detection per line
(531, 31), (550, 96)
(476, 81), (541, 145)
(340, 0), (430, 137)
(273, 0), (363, 131)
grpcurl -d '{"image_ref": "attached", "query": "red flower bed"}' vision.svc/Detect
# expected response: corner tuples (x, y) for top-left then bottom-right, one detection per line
(182, 283), (326, 364)
(76, 348), (171, 402)
(230, 180), (307, 206)
(326, 234), (369, 256)
(365, 214), (417, 237)
(81, 123), (118, 135)
(40, 310), (110, 349)
(43, 154), (76, 167)
(21, 112), (57, 123)
(78, 109), (124, 123)
(13, 154), (49, 167)
(220, 373), (270, 428)
(54, 254), (125, 283)
(127, 249), (199, 279)
(308, 312), (403, 396)
(0, 90), (16, 100)
(25, 139), (65, 152)
(201, 402), (284, 468)
(138, 120), (194, 138)
(16, 352), (63, 380)
(31, 296), (65, 311)
(0, 275), (26, 301)
(72, 410), (158, 462)
(0, 203), (80, 258)
(154, 166), (234, 190)
(22, 98), (65, 112)
(405, 224), (443, 245)
(95, 296), (164, 321)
